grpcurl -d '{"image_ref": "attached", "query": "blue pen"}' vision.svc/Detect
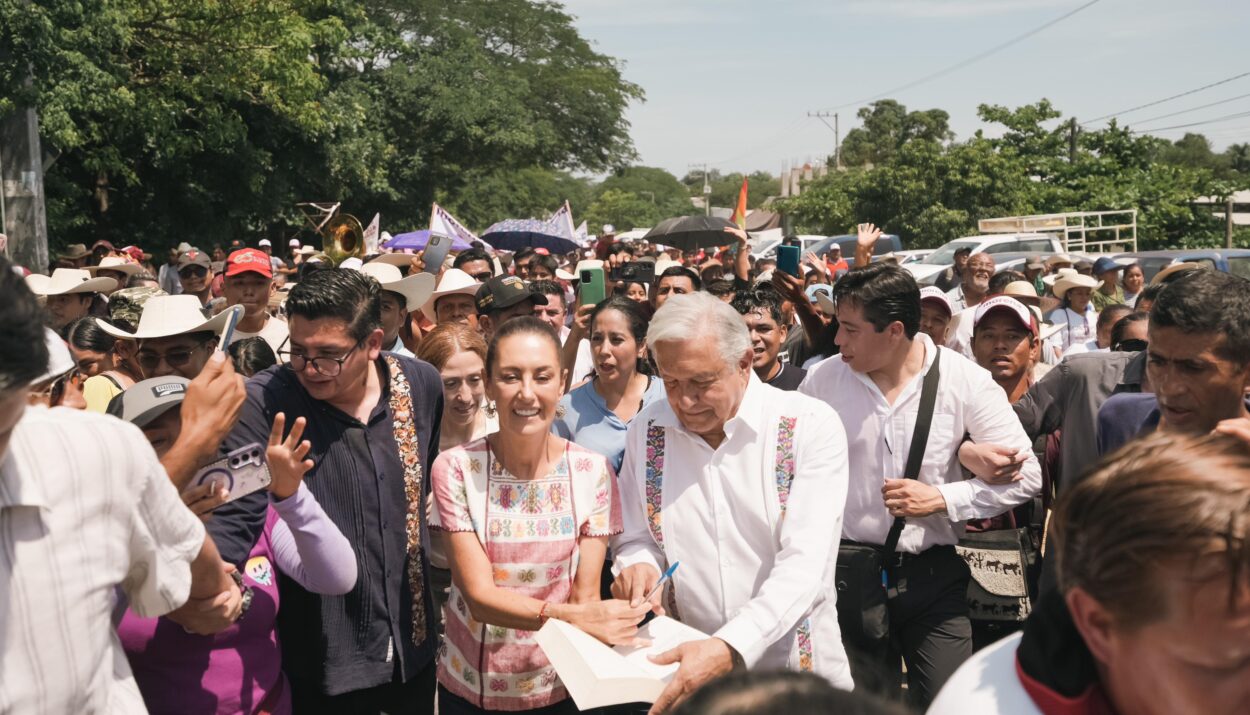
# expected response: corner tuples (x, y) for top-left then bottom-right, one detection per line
(642, 561), (680, 603)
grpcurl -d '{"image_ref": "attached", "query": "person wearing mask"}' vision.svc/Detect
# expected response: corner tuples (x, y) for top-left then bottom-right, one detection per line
(476, 275), (548, 341)
(612, 292), (854, 710)
(429, 317), (637, 714)
(934, 247), (972, 293)
(1121, 262), (1145, 306)
(1089, 257), (1124, 312)
(453, 248), (495, 283)
(114, 378), (357, 715)
(422, 268), (483, 330)
(943, 253), (995, 357)
(1097, 270), (1250, 455)
(529, 279), (571, 343)
(554, 297), (665, 473)
(928, 428), (1250, 715)
(207, 268), (444, 712)
(360, 261), (435, 357)
(1064, 303), (1131, 357)
(25, 267), (117, 334)
(651, 266), (701, 311)
(223, 248), (291, 355)
(0, 259), (243, 712)
(1045, 273), (1099, 354)
(798, 264), (1040, 707)
(731, 289), (806, 391)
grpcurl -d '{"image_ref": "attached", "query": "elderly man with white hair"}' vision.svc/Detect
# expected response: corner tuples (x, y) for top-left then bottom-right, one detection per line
(611, 291), (854, 713)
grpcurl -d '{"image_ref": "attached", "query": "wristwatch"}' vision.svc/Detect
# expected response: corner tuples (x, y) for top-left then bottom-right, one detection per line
(230, 569), (254, 621)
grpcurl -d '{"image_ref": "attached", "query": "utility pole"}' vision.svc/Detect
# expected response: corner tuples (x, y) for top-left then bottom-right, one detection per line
(688, 163), (711, 216)
(808, 111), (841, 169)
(1228, 196), (1235, 249)
(0, 100), (49, 273)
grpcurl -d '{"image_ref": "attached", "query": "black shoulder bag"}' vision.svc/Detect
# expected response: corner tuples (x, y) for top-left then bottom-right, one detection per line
(835, 349), (941, 650)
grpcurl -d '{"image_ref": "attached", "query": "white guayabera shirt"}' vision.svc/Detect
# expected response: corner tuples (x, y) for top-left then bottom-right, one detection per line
(612, 374), (854, 690)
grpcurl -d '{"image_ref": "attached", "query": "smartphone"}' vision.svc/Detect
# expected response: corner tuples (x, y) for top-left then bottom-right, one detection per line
(185, 442), (272, 508)
(609, 261), (655, 284)
(218, 305), (243, 350)
(579, 266), (607, 306)
(422, 233), (453, 275)
(777, 245), (801, 278)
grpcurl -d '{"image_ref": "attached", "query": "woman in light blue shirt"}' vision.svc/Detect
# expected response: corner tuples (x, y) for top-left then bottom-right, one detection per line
(554, 296), (665, 472)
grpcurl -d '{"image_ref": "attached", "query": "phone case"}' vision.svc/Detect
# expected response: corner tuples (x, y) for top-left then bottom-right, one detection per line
(187, 442), (272, 507)
(579, 267), (607, 306)
(423, 234), (453, 274)
(777, 245), (801, 277)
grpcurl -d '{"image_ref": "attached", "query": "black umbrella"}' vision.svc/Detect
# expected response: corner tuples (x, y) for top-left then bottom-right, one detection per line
(642, 215), (740, 251)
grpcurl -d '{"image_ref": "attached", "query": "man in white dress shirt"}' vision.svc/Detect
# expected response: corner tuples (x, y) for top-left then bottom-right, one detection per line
(799, 262), (1041, 708)
(612, 291), (854, 713)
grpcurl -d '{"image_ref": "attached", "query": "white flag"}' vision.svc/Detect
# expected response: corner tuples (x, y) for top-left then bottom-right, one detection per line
(363, 213), (381, 254)
(548, 200), (577, 240)
(429, 203), (481, 249)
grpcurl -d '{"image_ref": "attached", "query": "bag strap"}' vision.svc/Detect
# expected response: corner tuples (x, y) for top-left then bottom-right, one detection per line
(882, 347), (942, 556)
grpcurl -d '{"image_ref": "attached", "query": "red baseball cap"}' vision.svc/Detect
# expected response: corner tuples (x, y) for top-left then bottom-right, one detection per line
(226, 248), (273, 279)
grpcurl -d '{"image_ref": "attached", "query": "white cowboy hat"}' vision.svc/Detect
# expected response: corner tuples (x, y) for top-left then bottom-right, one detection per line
(86, 256), (145, 278)
(96, 295), (242, 340)
(654, 257), (682, 275)
(367, 253), (416, 269)
(1041, 267), (1079, 288)
(26, 268), (117, 296)
(420, 268), (481, 323)
(298, 246), (318, 256)
(360, 262), (435, 313)
(555, 267), (577, 282)
(1052, 273), (1100, 301)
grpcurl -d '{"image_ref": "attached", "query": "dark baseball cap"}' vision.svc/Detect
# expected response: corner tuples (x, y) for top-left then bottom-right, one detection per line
(107, 376), (190, 427)
(178, 249), (212, 271)
(475, 275), (548, 315)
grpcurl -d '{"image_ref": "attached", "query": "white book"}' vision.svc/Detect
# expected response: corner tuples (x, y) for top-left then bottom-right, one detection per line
(534, 616), (710, 709)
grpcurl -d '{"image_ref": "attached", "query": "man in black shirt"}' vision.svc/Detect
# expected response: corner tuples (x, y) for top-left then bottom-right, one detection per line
(208, 269), (443, 713)
(731, 287), (806, 391)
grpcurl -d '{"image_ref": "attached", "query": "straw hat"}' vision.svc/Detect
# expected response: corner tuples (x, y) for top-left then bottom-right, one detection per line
(1150, 261), (1205, 285)
(1045, 253), (1075, 270)
(96, 295), (241, 340)
(420, 269), (481, 323)
(58, 243), (91, 261)
(1041, 267), (1079, 288)
(1052, 273), (1100, 300)
(360, 262), (435, 313)
(26, 268), (117, 296)
(87, 256), (145, 278)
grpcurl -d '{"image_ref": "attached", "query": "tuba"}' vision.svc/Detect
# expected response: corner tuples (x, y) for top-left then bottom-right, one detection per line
(322, 214), (366, 265)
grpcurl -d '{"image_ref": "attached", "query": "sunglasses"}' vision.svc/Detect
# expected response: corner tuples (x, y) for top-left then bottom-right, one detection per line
(136, 339), (214, 372)
(179, 266), (209, 278)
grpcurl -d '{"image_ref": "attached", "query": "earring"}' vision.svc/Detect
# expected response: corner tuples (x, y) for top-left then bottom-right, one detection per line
(555, 404), (568, 419)
(483, 401), (497, 418)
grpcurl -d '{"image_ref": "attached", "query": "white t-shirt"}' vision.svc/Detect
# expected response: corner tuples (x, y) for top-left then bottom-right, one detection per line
(230, 313), (290, 355)
(927, 632), (1041, 715)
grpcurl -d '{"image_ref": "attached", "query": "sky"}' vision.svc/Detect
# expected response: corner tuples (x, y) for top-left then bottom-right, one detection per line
(560, 0), (1250, 178)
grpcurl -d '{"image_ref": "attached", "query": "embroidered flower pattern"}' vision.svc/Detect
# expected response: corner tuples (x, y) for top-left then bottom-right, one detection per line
(775, 416), (798, 517)
(796, 619), (814, 672)
(645, 422), (666, 546)
(385, 355), (428, 646)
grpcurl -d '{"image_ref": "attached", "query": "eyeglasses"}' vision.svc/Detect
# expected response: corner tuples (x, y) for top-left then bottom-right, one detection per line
(179, 266), (208, 279)
(136, 339), (214, 372)
(279, 342), (361, 377)
(469, 271), (493, 282)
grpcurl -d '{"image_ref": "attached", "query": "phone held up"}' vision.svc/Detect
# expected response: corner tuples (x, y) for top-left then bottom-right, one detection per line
(776, 245), (801, 278)
(184, 442), (272, 509)
(579, 265), (607, 307)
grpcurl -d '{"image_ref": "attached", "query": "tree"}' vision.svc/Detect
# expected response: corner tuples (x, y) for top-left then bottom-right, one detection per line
(437, 167), (592, 232)
(839, 99), (953, 168)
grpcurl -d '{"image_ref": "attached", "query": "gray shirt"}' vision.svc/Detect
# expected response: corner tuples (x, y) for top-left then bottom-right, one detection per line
(1012, 350), (1146, 494)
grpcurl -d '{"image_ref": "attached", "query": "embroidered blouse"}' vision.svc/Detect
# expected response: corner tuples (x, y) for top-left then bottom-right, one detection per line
(430, 438), (622, 710)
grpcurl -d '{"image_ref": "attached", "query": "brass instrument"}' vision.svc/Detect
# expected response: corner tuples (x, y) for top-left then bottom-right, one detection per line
(296, 202), (366, 266)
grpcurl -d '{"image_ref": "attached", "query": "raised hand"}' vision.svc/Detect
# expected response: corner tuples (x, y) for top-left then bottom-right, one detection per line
(267, 412), (314, 500)
(857, 222), (883, 249)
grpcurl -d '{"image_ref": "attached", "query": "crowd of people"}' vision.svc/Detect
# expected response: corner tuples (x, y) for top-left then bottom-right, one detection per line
(2, 221), (1248, 715)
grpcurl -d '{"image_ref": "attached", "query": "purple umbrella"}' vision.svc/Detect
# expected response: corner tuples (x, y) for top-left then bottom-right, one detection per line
(384, 230), (474, 252)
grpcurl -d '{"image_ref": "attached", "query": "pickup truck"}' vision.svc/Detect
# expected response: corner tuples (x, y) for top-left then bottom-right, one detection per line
(904, 234), (1063, 284)
(1114, 249), (1250, 283)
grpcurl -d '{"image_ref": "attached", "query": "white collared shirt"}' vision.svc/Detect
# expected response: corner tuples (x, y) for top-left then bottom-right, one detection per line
(385, 335), (415, 358)
(0, 406), (205, 713)
(612, 374), (853, 688)
(799, 334), (1041, 554)
(1046, 305), (1097, 353)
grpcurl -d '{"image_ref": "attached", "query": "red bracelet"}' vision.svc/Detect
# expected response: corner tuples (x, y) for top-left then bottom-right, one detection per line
(538, 602), (551, 626)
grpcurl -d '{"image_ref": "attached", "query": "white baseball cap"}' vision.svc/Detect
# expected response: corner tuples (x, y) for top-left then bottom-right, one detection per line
(973, 295), (1037, 336)
(258, 239), (272, 247)
(288, 238), (301, 247)
(919, 286), (953, 316)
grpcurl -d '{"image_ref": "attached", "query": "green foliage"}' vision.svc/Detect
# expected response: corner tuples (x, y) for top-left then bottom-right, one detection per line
(2, 0), (643, 251)
(839, 99), (953, 168)
(778, 99), (1248, 250)
(437, 167), (592, 232)
(679, 169), (781, 209)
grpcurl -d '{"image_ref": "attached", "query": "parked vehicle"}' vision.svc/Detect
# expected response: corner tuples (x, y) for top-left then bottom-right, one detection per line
(1114, 249), (1250, 283)
(808, 233), (904, 267)
(904, 234), (1063, 283)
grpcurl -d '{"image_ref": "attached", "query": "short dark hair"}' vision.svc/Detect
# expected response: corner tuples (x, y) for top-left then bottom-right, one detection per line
(0, 257), (51, 391)
(1096, 303), (1132, 332)
(704, 279), (736, 299)
(286, 268), (382, 342)
(655, 265), (702, 291)
(605, 242), (634, 258)
(513, 247), (537, 265)
(1135, 281), (1165, 309)
(528, 279), (566, 308)
(453, 248), (493, 273)
(731, 289), (784, 325)
(989, 269), (1026, 294)
(67, 316), (116, 354)
(227, 336), (277, 377)
(832, 263), (921, 339)
(485, 316), (561, 377)
(530, 254), (558, 276)
(1111, 311), (1149, 350)
(589, 296), (653, 375)
(1150, 270), (1250, 365)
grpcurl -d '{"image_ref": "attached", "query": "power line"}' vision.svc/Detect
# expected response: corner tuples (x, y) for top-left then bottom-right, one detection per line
(704, 116), (813, 168)
(1130, 109), (1250, 134)
(1127, 92), (1250, 126)
(1083, 71), (1250, 125)
(818, 0), (1102, 112)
